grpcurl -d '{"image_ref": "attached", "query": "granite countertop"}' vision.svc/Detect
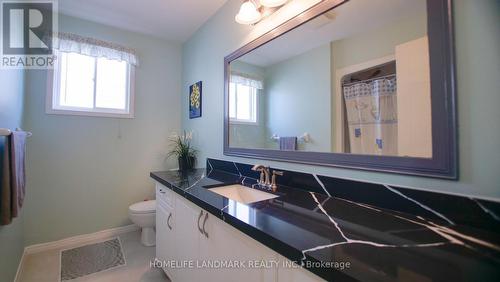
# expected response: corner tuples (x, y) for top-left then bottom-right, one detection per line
(151, 167), (500, 281)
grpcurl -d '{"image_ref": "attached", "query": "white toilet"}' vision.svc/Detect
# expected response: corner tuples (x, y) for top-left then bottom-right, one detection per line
(129, 200), (156, 246)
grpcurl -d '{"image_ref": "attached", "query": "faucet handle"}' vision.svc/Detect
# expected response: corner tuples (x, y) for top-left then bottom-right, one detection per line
(271, 170), (284, 192)
(272, 170), (284, 176)
(259, 171), (266, 185)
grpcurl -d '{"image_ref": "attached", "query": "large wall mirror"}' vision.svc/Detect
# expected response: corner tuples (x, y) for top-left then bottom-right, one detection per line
(224, 0), (457, 178)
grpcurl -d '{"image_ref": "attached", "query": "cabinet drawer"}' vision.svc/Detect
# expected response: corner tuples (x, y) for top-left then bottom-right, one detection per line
(156, 182), (174, 208)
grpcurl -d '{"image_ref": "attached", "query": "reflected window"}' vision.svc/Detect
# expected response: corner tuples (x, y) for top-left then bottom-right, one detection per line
(229, 82), (258, 124)
(228, 201), (255, 224)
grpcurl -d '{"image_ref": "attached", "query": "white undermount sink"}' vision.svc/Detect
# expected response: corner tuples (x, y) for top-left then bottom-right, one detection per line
(208, 184), (279, 204)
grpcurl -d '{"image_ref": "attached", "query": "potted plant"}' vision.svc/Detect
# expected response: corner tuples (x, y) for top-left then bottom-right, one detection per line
(167, 131), (197, 171)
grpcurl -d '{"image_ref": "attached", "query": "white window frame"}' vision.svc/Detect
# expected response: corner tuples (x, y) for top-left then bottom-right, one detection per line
(229, 82), (259, 125)
(46, 51), (136, 119)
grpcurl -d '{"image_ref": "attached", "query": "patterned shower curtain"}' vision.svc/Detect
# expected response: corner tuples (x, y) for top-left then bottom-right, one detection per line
(343, 77), (398, 155)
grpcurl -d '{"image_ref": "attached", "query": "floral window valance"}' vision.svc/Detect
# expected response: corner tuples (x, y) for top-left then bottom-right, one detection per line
(52, 32), (139, 66)
(230, 71), (264, 90)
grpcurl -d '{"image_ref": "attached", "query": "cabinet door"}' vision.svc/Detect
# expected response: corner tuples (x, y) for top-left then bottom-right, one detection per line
(199, 212), (277, 282)
(156, 203), (176, 280)
(173, 197), (203, 282)
(156, 204), (168, 262)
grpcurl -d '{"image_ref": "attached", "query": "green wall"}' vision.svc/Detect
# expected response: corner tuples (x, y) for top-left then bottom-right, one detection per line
(182, 0), (500, 200)
(23, 15), (182, 245)
(265, 44), (331, 152)
(330, 12), (426, 70)
(0, 69), (25, 281)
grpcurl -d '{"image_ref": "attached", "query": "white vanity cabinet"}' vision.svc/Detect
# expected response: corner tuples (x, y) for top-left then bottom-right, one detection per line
(155, 182), (324, 282)
(156, 183), (181, 277)
(155, 184), (176, 280)
(172, 195), (203, 281)
(198, 206), (277, 282)
(156, 204), (176, 278)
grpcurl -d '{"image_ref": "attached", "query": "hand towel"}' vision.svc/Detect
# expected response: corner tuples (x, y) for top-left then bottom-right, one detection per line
(0, 131), (27, 225)
(10, 131), (27, 218)
(0, 136), (12, 225)
(279, 137), (297, 151)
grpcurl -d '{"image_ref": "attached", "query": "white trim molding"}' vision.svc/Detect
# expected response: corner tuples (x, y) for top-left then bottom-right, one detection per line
(24, 224), (139, 255)
(14, 250), (26, 282)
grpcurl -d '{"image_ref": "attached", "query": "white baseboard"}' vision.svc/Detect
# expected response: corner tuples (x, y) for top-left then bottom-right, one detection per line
(14, 249), (26, 282)
(24, 224), (139, 255)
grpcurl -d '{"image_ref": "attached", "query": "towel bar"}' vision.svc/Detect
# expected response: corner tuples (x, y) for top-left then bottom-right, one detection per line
(0, 128), (32, 137)
(271, 132), (310, 143)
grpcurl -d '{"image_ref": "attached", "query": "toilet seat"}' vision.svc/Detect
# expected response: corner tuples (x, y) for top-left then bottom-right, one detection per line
(129, 200), (156, 214)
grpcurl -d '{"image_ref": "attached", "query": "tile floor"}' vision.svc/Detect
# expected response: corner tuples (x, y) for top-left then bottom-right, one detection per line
(18, 230), (170, 282)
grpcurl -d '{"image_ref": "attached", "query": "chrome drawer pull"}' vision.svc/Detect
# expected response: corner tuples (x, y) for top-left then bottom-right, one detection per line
(197, 210), (204, 234)
(167, 213), (172, 230)
(202, 213), (209, 238)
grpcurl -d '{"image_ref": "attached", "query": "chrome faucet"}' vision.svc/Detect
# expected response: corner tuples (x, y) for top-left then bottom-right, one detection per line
(251, 164), (283, 192)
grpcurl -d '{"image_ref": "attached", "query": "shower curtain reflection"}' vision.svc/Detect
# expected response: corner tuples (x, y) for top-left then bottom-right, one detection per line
(343, 76), (398, 156)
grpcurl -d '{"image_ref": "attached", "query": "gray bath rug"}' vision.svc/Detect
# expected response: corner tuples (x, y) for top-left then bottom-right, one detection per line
(60, 238), (126, 281)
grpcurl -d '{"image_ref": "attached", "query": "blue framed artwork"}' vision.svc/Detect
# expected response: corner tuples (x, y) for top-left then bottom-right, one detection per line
(189, 81), (202, 119)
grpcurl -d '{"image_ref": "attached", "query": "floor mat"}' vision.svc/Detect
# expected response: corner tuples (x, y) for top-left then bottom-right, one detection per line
(60, 237), (126, 281)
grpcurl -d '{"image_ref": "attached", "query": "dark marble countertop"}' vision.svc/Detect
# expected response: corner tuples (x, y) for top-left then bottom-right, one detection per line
(150, 167), (500, 282)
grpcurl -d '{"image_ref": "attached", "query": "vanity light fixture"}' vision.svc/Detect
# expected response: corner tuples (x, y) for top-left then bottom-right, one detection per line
(235, 0), (289, 25)
(235, 1), (262, 25)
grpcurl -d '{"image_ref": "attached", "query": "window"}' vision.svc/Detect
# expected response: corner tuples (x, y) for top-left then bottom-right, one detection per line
(48, 51), (134, 118)
(229, 82), (258, 124)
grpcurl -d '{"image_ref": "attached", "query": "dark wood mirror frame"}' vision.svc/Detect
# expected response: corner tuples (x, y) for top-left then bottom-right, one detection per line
(224, 0), (457, 179)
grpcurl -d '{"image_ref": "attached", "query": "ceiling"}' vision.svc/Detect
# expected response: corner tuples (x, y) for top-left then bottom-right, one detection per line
(59, 0), (228, 42)
(238, 0), (427, 67)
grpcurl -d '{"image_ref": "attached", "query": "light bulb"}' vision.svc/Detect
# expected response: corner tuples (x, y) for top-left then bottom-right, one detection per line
(260, 0), (288, 8)
(235, 1), (262, 25)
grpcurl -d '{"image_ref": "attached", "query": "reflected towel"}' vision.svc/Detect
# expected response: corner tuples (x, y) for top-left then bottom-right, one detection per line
(1, 131), (27, 225)
(279, 137), (297, 151)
